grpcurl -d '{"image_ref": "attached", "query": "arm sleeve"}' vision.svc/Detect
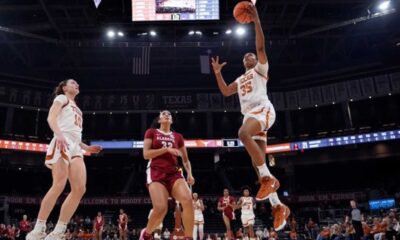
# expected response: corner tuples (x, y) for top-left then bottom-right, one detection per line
(53, 94), (68, 105)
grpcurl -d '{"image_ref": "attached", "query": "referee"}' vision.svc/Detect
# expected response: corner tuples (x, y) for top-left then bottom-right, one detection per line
(346, 200), (363, 240)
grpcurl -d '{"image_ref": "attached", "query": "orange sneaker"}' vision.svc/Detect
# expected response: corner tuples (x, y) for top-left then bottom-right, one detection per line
(272, 204), (291, 231)
(255, 176), (280, 201)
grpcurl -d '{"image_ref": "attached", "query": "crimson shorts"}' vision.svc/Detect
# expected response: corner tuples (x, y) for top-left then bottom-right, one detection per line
(95, 225), (103, 232)
(146, 167), (184, 194)
(119, 223), (127, 231)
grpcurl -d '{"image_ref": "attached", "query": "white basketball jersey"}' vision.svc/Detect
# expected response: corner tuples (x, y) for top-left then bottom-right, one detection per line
(193, 199), (203, 215)
(240, 196), (255, 215)
(54, 95), (83, 140)
(235, 62), (270, 114)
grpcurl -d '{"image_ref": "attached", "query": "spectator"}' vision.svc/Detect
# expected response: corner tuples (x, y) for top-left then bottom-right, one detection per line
(346, 200), (363, 240)
(305, 218), (318, 240)
(18, 215), (30, 240)
(256, 227), (263, 240)
(163, 228), (170, 240)
(263, 227), (269, 240)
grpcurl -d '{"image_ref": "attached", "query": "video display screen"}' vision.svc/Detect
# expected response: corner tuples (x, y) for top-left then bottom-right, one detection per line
(132, 0), (219, 21)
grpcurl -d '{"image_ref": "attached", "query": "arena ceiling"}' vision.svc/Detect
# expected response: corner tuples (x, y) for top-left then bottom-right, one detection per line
(0, 0), (399, 90)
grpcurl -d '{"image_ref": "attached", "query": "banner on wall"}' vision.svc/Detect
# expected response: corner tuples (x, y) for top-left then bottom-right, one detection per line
(3, 191), (366, 205)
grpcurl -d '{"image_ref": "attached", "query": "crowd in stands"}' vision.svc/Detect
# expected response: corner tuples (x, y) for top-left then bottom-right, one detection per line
(1, 199), (399, 240)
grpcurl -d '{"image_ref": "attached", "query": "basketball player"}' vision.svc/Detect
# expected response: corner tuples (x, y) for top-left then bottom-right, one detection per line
(93, 212), (104, 240)
(118, 209), (128, 240)
(217, 189), (236, 240)
(26, 79), (102, 240)
(210, 3), (290, 231)
(193, 193), (205, 240)
(237, 187), (256, 240)
(140, 110), (195, 240)
(148, 209), (163, 240)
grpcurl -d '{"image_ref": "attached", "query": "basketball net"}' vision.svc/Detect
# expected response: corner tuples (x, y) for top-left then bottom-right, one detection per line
(251, 0), (257, 5)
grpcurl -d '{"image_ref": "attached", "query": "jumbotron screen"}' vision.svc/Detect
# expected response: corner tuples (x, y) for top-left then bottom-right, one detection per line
(132, 0), (219, 21)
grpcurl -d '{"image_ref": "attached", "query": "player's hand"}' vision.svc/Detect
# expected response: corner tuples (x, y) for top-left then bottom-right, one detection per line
(211, 56), (227, 74)
(247, 3), (260, 23)
(167, 148), (182, 157)
(187, 174), (195, 186)
(55, 134), (69, 152)
(86, 145), (103, 154)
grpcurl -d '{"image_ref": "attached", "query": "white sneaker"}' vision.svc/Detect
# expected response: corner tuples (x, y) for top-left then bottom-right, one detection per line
(44, 232), (65, 240)
(26, 231), (47, 240)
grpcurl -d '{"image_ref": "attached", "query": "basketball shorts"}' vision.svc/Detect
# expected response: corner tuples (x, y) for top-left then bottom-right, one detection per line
(119, 223), (128, 231)
(146, 167), (184, 195)
(241, 213), (255, 227)
(243, 102), (276, 142)
(45, 133), (83, 168)
(194, 213), (205, 224)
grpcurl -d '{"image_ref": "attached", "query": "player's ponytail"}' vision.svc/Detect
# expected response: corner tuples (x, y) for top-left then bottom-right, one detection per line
(53, 79), (69, 97)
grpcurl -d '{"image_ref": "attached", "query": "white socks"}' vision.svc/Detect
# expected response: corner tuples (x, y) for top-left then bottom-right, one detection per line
(33, 219), (46, 233)
(257, 163), (271, 177)
(269, 192), (282, 207)
(53, 221), (67, 234)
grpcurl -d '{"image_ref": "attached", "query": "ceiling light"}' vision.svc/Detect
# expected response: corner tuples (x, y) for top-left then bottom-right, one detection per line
(378, 0), (390, 11)
(235, 27), (246, 36)
(225, 29), (232, 34)
(150, 30), (157, 36)
(107, 30), (115, 38)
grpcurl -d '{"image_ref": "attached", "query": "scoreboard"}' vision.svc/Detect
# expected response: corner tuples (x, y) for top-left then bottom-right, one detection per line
(132, 0), (219, 21)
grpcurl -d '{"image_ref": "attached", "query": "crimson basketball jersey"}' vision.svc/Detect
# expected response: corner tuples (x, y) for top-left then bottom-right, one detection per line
(219, 196), (236, 219)
(144, 128), (185, 174)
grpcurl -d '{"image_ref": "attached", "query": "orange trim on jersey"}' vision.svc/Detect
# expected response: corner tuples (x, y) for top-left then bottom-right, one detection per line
(250, 107), (265, 115)
(62, 100), (70, 109)
(254, 69), (269, 81)
(45, 143), (57, 161)
(71, 155), (82, 159)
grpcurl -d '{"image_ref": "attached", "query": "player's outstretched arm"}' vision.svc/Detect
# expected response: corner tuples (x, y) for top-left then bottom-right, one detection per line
(211, 56), (237, 97)
(249, 4), (267, 65)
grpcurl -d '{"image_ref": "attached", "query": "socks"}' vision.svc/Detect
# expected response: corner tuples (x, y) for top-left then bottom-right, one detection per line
(33, 219), (46, 233)
(269, 192), (282, 207)
(257, 163), (271, 177)
(53, 221), (67, 234)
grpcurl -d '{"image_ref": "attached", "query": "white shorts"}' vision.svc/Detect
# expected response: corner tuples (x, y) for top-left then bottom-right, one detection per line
(241, 213), (255, 227)
(45, 134), (83, 168)
(195, 213), (204, 224)
(243, 102), (276, 142)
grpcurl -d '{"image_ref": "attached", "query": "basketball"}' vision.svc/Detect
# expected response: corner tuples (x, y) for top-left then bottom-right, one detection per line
(233, 1), (253, 24)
